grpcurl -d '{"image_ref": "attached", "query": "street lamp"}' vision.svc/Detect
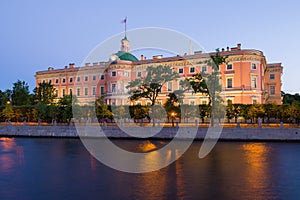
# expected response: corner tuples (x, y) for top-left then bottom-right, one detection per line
(171, 112), (175, 127)
(6, 100), (10, 105)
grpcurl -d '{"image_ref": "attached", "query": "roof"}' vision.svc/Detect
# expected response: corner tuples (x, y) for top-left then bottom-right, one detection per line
(115, 51), (138, 62)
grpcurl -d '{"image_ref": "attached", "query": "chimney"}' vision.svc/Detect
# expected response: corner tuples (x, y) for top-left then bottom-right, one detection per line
(141, 55), (146, 60)
(237, 43), (241, 50)
(48, 67), (54, 71)
(221, 48), (225, 52)
(69, 63), (75, 68)
(226, 46), (230, 51)
(85, 63), (91, 67)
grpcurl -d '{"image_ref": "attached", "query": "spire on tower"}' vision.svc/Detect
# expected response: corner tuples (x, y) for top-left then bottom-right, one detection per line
(121, 17), (127, 39)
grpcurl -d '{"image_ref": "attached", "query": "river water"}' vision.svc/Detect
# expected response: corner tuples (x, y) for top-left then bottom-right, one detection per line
(0, 137), (300, 200)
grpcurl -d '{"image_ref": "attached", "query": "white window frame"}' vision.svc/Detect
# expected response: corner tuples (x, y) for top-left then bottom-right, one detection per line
(167, 81), (173, 91)
(92, 87), (96, 95)
(251, 76), (258, 88)
(251, 63), (257, 70)
(201, 66), (207, 72)
(178, 68), (184, 74)
(226, 76), (234, 88)
(190, 67), (195, 73)
(137, 71), (142, 78)
(226, 64), (233, 70)
(269, 85), (275, 95)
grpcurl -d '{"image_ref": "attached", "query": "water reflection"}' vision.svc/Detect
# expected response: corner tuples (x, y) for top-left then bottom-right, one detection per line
(0, 137), (24, 173)
(242, 143), (274, 199)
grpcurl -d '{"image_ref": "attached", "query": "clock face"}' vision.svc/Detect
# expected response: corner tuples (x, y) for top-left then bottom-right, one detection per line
(110, 55), (118, 61)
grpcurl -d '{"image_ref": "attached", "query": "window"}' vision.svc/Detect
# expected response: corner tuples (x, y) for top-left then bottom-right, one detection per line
(62, 89), (65, 96)
(190, 67), (195, 73)
(179, 68), (184, 73)
(118, 71), (122, 76)
(111, 71), (116, 77)
(55, 79), (59, 84)
(112, 84), (116, 93)
(84, 88), (88, 96)
(227, 78), (233, 88)
(137, 71), (142, 77)
(55, 90), (58, 96)
(124, 71), (130, 77)
(270, 85), (275, 95)
(49, 80), (52, 84)
(251, 76), (257, 88)
(201, 100), (207, 105)
(77, 77), (80, 82)
(201, 66), (207, 72)
(92, 87), (96, 95)
(251, 63), (257, 70)
(77, 88), (80, 96)
(226, 64), (233, 70)
(69, 77), (73, 83)
(100, 86), (105, 94)
(190, 100), (195, 105)
(85, 76), (88, 81)
(269, 74), (275, 80)
(167, 82), (172, 91)
(92, 75), (96, 81)
(252, 99), (258, 104)
(69, 89), (72, 95)
(62, 78), (66, 83)
(100, 75), (104, 80)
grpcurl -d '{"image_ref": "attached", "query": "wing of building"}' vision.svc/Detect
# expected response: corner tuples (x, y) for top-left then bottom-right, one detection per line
(35, 37), (283, 105)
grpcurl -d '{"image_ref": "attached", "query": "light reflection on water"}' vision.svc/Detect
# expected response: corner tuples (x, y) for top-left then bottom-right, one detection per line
(0, 137), (24, 173)
(1, 138), (300, 200)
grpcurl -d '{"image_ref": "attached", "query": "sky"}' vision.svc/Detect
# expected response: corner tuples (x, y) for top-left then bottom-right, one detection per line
(0, 0), (299, 93)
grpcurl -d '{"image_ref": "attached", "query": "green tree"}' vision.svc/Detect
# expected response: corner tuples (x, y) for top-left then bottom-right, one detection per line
(95, 94), (112, 123)
(126, 65), (179, 106)
(248, 104), (265, 123)
(34, 82), (56, 104)
(11, 80), (31, 106)
(126, 65), (179, 126)
(0, 89), (12, 106)
(186, 49), (227, 125)
(59, 94), (77, 123)
(34, 102), (48, 121)
(226, 102), (235, 123)
(1, 102), (14, 121)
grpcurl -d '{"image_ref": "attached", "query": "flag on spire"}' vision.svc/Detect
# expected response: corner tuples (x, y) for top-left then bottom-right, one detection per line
(121, 17), (127, 38)
(121, 17), (127, 24)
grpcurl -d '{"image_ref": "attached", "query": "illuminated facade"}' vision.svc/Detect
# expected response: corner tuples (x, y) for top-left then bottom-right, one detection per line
(35, 37), (283, 105)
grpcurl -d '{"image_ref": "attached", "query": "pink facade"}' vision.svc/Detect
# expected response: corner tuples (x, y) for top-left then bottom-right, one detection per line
(35, 39), (283, 105)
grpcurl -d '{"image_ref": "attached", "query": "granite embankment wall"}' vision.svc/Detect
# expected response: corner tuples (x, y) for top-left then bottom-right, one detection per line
(1, 125), (300, 141)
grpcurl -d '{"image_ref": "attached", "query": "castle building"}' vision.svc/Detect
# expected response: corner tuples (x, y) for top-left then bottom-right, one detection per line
(35, 37), (283, 105)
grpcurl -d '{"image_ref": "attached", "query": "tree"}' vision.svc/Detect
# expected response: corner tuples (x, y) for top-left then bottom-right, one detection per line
(34, 82), (56, 104)
(126, 65), (179, 126)
(95, 94), (112, 123)
(248, 104), (265, 123)
(1, 102), (14, 121)
(0, 89), (12, 106)
(127, 65), (179, 106)
(11, 80), (31, 106)
(226, 102), (234, 123)
(186, 49), (227, 125)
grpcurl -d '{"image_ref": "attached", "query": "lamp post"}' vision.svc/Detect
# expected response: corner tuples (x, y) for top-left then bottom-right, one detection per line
(171, 112), (175, 127)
